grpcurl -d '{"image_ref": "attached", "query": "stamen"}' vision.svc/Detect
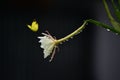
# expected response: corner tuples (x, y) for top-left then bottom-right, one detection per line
(44, 30), (55, 41)
(42, 33), (48, 36)
(45, 30), (51, 36)
(49, 46), (57, 62)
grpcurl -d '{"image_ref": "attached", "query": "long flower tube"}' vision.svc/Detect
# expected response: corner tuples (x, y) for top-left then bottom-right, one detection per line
(38, 21), (87, 61)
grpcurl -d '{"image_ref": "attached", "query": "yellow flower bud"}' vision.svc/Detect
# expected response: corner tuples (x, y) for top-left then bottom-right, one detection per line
(27, 21), (38, 32)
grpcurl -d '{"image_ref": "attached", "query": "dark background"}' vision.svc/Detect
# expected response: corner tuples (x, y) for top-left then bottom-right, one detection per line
(1, 0), (120, 80)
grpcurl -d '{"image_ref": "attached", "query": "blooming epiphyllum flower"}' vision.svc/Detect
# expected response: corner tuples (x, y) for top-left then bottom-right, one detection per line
(27, 21), (38, 32)
(38, 21), (87, 62)
(38, 32), (58, 62)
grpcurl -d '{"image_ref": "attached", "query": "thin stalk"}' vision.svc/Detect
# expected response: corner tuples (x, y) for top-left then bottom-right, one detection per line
(57, 21), (87, 43)
(103, 0), (115, 21)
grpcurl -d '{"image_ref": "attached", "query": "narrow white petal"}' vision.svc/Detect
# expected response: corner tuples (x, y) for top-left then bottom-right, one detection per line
(38, 34), (56, 58)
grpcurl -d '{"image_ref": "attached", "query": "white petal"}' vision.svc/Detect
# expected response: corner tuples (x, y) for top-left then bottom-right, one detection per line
(38, 35), (55, 58)
(43, 44), (55, 58)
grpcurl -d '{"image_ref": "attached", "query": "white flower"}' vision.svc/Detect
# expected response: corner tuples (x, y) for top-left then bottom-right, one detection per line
(38, 32), (58, 61)
(37, 21), (87, 62)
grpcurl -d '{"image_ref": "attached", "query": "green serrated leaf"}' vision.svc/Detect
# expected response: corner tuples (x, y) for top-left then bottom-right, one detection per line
(86, 19), (120, 34)
(103, 0), (120, 32)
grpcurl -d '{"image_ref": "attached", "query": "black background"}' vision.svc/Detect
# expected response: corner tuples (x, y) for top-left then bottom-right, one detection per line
(1, 0), (120, 80)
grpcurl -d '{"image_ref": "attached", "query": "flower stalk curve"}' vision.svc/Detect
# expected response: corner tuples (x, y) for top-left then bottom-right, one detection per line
(38, 21), (87, 61)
